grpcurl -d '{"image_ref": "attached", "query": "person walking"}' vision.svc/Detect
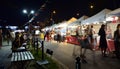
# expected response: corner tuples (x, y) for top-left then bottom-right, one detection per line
(44, 31), (50, 41)
(98, 24), (108, 57)
(88, 25), (96, 50)
(114, 24), (120, 59)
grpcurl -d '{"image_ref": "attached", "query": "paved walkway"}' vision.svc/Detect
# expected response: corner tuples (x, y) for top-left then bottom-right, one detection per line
(0, 40), (120, 69)
(0, 41), (43, 69)
(44, 41), (120, 69)
(0, 41), (12, 69)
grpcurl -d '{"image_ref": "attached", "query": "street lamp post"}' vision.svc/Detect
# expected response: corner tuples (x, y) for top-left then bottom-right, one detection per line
(76, 13), (80, 18)
(23, 9), (35, 20)
(89, 4), (94, 16)
(90, 5), (94, 9)
(23, 9), (35, 33)
(77, 13), (79, 16)
(50, 10), (56, 25)
(23, 9), (35, 49)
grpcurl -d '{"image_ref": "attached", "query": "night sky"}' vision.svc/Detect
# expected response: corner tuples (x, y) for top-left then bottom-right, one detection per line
(0, 0), (120, 26)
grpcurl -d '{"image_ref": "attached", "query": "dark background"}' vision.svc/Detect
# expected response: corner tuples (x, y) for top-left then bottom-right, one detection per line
(0, 0), (120, 26)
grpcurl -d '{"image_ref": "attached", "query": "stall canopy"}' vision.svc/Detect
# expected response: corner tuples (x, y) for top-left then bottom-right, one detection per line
(68, 15), (88, 26)
(105, 8), (120, 22)
(107, 8), (120, 17)
(81, 9), (111, 25)
(67, 17), (77, 24)
(54, 17), (77, 35)
(55, 17), (77, 28)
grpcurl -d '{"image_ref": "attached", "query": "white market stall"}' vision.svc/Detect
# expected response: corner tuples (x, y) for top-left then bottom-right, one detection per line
(68, 15), (88, 26)
(81, 9), (111, 25)
(106, 8), (120, 17)
(80, 9), (111, 34)
(106, 8), (120, 36)
(67, 16), (88, 35)
(106, 8), (120, 23)
(56, 17), (77, 35)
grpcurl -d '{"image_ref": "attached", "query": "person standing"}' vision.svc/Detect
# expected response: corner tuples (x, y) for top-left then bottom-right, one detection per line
(39, 30), (45, 41)
(12, 32), (20, 52)
(98, 24), (108, 57)
(76, 26), (80, 37)
(114, 24), (120, 59)
(57, 32), (61, 43)
(0, 28), (2, 48)
(89, 25), (96, 50)
(44, 31), (50, 41)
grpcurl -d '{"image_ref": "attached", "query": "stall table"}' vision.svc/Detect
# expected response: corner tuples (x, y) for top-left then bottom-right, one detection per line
(66, 36), (79, 45)
(107, 39), (115, 52)
(66, 36), (115, 52)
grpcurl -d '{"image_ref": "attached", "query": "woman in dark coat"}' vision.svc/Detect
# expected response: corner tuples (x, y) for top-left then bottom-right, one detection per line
(114, 24), (120, 59)
(12, 32), (20, 52)
(98, 24), (108, 57)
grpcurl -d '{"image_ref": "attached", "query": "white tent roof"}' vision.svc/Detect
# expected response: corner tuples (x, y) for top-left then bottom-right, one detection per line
(67, 17), (77, 24)
(77, 15), (88, 22)
(106, 8), (120, 17)
(81, 9), (111, 24)
(54, 17), (77, 28)
(68, 15), (88, 26)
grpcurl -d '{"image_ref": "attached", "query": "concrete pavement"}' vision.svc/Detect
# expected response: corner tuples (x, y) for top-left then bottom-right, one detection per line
(44, 41), (120, 69)
(0, 40), (120, 69)
(0, 41), (12, 69)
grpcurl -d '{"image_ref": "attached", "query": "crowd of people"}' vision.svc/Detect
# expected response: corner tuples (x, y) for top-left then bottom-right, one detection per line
(43, 30), (64, 43)
(0, 27), (65, 51)
(75, 24), (120, 60)
(0, 27), (29, 51)
(0, 23), (120, 60)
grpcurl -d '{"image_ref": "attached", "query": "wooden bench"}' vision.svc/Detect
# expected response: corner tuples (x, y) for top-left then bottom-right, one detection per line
(11, 51), (34, 69)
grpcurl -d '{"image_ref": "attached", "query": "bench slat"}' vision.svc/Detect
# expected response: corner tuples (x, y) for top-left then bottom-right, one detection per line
(11, 53), (15, 61)
(23, 52), (28, 60)
(28, 51), (34, 59)
(20, 52), (24, 61)
(25, 51), (31, 60)
(11, 51), (34, 62)
(18, 53), (21, 61)
(14, 53), (18, 61)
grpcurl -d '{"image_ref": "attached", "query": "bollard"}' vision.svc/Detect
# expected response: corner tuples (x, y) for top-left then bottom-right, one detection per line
(75, 57), (81, 69)
(36, 38), (39, 54)
(36, 40), (49, 65)
(41, 41), (44, 60)
(33, 38), (35, 50)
